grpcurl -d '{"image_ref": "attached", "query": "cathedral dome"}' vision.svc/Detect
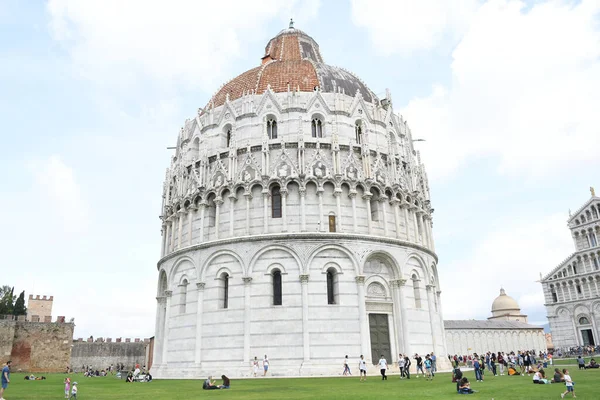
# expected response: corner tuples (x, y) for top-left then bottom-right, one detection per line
(491, 288), (520, 315)
(206, 23), (378, 109)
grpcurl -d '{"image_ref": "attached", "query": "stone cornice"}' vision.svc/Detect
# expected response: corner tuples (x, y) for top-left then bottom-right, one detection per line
(157, 232), (438, 268)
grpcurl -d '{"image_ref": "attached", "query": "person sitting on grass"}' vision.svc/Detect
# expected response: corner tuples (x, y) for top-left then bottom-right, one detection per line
(453, 367), (463, 392)
(553, 368), (564, 383)
(532, 369), (549, 384)
(586, 358), (598, 369)
(218, 375), (230, 389)
(458, 377), (476, 394)
(202, 376), (219, 390)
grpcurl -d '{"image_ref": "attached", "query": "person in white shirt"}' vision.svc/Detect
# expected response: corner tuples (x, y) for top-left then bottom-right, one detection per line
(561, 369), (576, 398)
(343, 355), (351, 376)
(359, 355), (367, 382)
(252, 356), (259, 377)
(398, 354), (406, 379)
(263, 355), (269, 377)
(378, 355), (388, 380)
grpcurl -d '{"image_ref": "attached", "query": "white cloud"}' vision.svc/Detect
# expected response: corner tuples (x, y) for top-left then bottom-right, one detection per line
(29, 155), (88, 232)
(400, 0), (600, 180)
(351, 0), (480, 55)
(439, 213), (573, 321)
(47, 0), (320, 92)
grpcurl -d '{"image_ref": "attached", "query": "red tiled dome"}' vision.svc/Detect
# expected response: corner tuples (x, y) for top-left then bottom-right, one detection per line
(206, 27), (377, 109)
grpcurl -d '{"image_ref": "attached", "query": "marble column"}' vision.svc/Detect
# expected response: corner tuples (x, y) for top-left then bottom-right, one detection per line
(300, 274), (310, 361)
(391, 280), (406, 354)
(169, 216), (176, 252)
(198, 201), (207, 244)
(380, 197), (389, 237)
(426, 285), (438, 351)
(317, 189), (324, 232)
(263, 190), (269, 234)
(162, 290), (173, 364)
(229, 194), (237, 237)
(177, 209), (185, 249)
(194, 282), (205, 364)
(402, 204), (411, 241)
(281, 189), (288, 232)
(436, 290), (447, 356)
(244, 191), (252, 235)
(154, 296), (166, 365)
(243, 277), (252, 363)
(391, 199), (401, 239)
(188, 205), (197, 246)
(214, 197), (223, 240)
(300, 188), (307, 232)
(364, 194), (373, 235)
(590, 312), (599, 344)
(334, 189), (342, 232)
(349, 191), (358, 232)
(160, 223), (167, 257)
(355, 276), (370, 362)
(396, 279), (410, 357)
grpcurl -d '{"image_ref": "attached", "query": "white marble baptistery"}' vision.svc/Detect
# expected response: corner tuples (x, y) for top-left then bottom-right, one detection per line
(152, 24), (448, 378)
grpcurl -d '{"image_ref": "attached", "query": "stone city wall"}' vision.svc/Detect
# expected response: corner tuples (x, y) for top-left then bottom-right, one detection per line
(71, 337), (151, 371)
(0, 315), (74, 372)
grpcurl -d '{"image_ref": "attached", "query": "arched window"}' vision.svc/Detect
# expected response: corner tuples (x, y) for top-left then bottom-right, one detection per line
(267, 118), (278, 139)
(412, 274), (422, 309)
(272, 269), (282, 306)
(355, 121), (363, 144)
(592, 207), (598, 219)
(220, 272), (229, 309)
(576, 284), (582, 294)
(311, 118), (323, 138)
(573, 265), (578, 274)
(326, 267), (338, 304)
(579, 316), (590, 325)
(589, 232), (598, 247)
(551, 286), (558, 303)
(271, 186), (282, 218)
(207, 199), (216, 227)
(593, 257), (599, 270)
(370, 190), (380, 221)
(179, 279), (188, 314)
(328, 214), (336, 232)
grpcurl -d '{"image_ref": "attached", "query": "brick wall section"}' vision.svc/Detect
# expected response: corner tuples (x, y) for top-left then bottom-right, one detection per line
(10, 321), (74, 372)
(0, 320), (16, 361)
(71, 341), (148, 371)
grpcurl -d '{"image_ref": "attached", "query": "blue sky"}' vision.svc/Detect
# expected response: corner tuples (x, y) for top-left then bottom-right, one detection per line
(0, 0), (598, 339)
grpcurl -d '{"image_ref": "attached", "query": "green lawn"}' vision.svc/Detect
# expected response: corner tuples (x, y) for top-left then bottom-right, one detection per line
(4, 369), (597, 400)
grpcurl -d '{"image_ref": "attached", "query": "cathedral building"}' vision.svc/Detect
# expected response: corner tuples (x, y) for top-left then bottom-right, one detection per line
(445, 289), (546, 355)
(152, 22), (449, 378)
(541, 189), (600, 350)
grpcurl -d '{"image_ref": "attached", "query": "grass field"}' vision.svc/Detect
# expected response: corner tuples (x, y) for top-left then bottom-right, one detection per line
(4, 368), (597, 400)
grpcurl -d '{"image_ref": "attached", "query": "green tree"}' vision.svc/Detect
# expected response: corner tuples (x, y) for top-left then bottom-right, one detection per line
(0, 286), (15, 315)
(13, 290), (27, 316)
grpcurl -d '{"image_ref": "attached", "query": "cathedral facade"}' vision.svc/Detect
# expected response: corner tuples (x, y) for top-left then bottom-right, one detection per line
(445, 289), (546, 356)
(151, 24), (448, 378)
(541, 189), (600, 350)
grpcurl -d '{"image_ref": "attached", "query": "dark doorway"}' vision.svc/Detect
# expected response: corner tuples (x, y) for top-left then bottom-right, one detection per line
(582, 329), (595, 346)
(369, 313), (391, 365)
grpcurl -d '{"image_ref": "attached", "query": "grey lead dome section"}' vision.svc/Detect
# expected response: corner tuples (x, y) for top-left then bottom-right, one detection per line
(314, 63), (377, 103)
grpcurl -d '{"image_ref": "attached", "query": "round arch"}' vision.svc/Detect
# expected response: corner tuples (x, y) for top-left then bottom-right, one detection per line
(363, 250), (401, 279)
(305, 243), (360, 276)
(168, 256), (197, 285)
(200, 250), (246, 282)
(247, 244), (302, 277)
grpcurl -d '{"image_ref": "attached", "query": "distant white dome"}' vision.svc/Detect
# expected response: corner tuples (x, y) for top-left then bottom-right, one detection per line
(491, 288), (521, 316)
